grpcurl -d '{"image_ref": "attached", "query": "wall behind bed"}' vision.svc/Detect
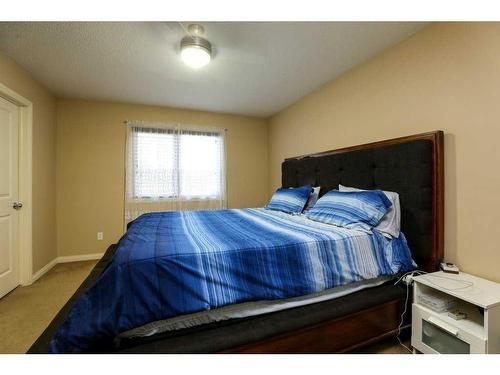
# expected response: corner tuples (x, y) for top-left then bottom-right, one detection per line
(268, 22), (500, 282)
(57, 99), (269, 258)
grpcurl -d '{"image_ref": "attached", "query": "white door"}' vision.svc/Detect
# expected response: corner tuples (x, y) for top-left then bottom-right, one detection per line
(0, 96), (20, 298)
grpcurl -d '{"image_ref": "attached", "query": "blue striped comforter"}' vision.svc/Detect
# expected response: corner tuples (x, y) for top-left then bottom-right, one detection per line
(49, 208), (414, 353)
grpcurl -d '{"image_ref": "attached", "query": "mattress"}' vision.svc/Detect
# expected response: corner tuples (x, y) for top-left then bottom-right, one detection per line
(118, 275), (392, 340)
(49, 208), (414, 353)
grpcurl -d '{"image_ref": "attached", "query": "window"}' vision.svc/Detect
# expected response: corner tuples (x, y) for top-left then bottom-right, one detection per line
(130, 126), (225, 199)
(125, 122), (226, 222)
(133, 129), (176, 198)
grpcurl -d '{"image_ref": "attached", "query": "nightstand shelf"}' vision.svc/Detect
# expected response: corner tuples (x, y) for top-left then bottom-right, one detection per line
(411, 271), (500, 354)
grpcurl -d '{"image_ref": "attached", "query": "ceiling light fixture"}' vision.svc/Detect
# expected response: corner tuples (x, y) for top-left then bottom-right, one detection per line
(180, 24), (212, 69)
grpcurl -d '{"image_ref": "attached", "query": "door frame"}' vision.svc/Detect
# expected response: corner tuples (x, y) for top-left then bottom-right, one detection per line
(0, 82), (33, 286)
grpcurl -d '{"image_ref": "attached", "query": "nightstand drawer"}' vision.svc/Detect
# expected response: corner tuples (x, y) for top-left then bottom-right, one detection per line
(412, 304), (487, 354)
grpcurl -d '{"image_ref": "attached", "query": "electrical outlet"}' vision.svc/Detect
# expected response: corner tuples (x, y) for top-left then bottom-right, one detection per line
(97, 232), (103, 241)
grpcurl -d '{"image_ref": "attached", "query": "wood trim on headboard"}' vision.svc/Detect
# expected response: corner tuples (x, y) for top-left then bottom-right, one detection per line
(433, 131), (445, 272)
(285, 131), (444, 272)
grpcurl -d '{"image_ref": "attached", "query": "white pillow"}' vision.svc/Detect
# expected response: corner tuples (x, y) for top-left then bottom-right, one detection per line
(302, 186), (321, 212)
(339, 184), (401, 238)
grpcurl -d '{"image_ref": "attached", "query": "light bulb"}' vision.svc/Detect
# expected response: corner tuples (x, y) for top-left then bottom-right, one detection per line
(181, 45), (211, 69)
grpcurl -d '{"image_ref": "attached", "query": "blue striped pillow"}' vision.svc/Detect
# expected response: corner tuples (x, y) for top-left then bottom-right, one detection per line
(267, 186), (313, 214)
(305, 189), (392, 231)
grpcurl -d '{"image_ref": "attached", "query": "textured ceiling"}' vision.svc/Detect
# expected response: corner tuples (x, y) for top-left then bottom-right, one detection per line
(0, 22), (427, 117)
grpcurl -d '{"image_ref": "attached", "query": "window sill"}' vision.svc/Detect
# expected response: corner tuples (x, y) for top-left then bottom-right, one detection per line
(131, 197), (221, 202)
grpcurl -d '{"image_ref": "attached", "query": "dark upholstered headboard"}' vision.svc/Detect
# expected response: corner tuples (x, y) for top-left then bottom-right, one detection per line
(282, 131), (444, 272)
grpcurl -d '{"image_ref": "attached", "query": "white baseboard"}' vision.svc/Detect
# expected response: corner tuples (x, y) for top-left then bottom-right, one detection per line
(57, 253), (104, 263)
(30, 252), (104, 284)
(31, 258), (58, 283)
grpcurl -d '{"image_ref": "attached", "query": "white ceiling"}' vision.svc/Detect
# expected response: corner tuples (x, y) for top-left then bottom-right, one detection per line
(0, 22), (427, 117)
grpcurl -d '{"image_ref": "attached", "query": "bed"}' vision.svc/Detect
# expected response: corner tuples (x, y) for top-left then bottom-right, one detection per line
(29, 130), (444, 353)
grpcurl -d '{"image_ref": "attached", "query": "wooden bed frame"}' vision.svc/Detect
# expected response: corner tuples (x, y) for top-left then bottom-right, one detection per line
(224, 131), (444, 353)
(29, 131), (444, 354)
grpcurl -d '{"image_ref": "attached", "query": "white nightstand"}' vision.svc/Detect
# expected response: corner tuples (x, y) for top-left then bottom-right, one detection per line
(411, 271), (500, 354)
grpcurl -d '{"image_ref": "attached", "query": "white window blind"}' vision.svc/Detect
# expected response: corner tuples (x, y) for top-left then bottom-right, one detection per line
(125, 122), (226, 224)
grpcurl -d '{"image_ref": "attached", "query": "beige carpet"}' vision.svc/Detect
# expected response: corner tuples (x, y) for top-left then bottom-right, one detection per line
(0, 260), (410, 354)
(0, 260), (97, 353)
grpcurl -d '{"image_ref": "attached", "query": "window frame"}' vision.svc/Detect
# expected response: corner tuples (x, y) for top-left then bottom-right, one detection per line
(128, 124), (225, 202)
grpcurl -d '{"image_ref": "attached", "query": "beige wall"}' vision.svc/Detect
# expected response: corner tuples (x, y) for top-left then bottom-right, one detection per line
(3, 21), (499, 284)
(0, 54), (57, 274)
(269, 22), (500, 282)
(56, 99), (269, 257)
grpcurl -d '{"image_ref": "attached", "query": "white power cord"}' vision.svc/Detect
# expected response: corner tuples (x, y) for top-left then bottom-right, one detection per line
(393, 270), (427, 287)
(394, 270), (427, 353)
(396, 284), (413, 353)
(421, 273), (474, 291)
